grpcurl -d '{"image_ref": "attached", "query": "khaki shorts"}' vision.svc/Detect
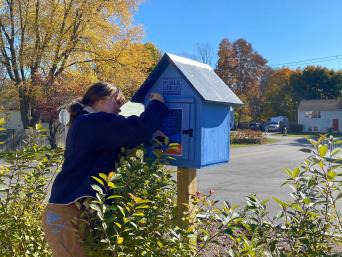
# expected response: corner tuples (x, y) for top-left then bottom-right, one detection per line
(42, 203), (88, 257)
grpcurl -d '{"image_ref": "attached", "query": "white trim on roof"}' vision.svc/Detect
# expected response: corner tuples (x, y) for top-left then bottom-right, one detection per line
(166, 53), (213, 71)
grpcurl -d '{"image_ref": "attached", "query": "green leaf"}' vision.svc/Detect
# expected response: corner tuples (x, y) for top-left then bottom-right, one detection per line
(114, 222), (122, 229)
(35, 122), (43, 130)
(332, 148), (342, 156)
(91, 185), (104, 195)
(98, 173), (108, 182)
(132, 212), (144, 217)
(107, 181), (117, 189)
(0, 186), (9, 192)
(107, 195), (124, 200)
(117, 236), (124, 245)
(319, 145), (328, 157)
(303, 198), (311, 204)
(89, 203), (102, 213)
(292, 167), (300, 178)
(328, 170), (337, 181)
(283, 168), (293, 177)
(157, 240), (163, 248)
(135, 205), (150, 209)
(272, 197), (288, 208)
(117, 205), (126, 217)
(130, 221), (138, 229)
(91, 176), (105, 186)
(228, 249), (236, 257)
(334, 140), (342, 144)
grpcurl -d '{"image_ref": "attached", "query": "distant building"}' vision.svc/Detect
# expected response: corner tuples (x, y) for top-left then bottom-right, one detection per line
(0, 94), (23, 130)
(298, 99), (342, 132)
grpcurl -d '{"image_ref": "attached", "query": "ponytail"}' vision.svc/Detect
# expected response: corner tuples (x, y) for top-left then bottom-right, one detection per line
(67, 82), (125, 125)
(68, 97), (86, 125)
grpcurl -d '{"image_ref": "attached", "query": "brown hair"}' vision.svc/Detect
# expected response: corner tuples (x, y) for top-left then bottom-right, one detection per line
(68, 82), (125, 124)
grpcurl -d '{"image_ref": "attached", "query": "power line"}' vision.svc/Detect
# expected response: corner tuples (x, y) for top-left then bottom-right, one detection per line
(270, 55), (342, 67)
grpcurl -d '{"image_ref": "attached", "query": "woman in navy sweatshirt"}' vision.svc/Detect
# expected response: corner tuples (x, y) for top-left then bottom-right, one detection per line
(42, 82), (168, 257)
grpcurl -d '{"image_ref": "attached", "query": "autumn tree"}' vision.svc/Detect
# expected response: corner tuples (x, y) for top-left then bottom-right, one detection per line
(32, 41), (160, 148)
(215, 39), (236, 87)
(94, 42), (161, 98)
(0, 0), (143, 128)
(35, 76), (74, 148)
(215, 38), (267, 123)
(262, 68), (297, 121)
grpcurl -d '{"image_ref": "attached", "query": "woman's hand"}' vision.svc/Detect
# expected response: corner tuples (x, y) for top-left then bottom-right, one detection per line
(149, 93), (165, 104)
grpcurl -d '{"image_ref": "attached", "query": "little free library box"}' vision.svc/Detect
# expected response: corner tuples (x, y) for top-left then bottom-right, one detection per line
(132, 53), (242, 169)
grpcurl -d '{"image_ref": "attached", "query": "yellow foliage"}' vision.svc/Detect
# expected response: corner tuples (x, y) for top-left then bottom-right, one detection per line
(95, 42), (160, 97)
(0, 0), (158, 125)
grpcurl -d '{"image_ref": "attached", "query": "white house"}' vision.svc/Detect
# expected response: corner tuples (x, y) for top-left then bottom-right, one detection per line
(298, 99), (342, 132)
(0, 95), (23, 130)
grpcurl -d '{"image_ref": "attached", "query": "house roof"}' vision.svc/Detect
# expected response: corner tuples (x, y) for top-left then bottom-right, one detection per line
(298, 99), (342, 111)
(131, 53), (243, 106)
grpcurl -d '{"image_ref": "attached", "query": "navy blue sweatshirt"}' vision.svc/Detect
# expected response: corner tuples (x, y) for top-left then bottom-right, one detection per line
(49, 100), (168, 204)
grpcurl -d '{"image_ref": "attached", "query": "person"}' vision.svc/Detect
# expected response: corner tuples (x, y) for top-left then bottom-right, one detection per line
(42, 82), (168, 257)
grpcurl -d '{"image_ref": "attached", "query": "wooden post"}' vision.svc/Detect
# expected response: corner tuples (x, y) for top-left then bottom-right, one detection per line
(177, 167), (197, 226)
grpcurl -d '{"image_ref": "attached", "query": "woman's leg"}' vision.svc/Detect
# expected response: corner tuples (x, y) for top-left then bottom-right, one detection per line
(42, 203), (88, 257)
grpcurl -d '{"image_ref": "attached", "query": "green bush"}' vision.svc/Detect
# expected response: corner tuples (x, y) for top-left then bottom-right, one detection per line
(1, 128), (342, 256)
(288, 123), (304, 133)
(0, 128), (64, 257)
(79, 146), (198, 257)
(197, 135), (342, 256)
(86, 135), (342, 256)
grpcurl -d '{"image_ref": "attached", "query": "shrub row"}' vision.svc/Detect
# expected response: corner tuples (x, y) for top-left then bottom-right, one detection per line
(230, 129), (266, 144)
(1, 132), (342, 256)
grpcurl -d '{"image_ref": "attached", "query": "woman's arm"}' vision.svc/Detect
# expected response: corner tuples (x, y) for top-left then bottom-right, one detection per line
(89, 100), (168, 149)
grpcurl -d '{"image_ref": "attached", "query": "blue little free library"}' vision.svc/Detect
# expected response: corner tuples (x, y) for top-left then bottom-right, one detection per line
(132, 53), (242, 169)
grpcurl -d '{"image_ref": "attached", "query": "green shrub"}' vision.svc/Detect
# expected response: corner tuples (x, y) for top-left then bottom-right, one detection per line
(288, 123), (303, 133)
(199, 135), (342, 256)
(1, 127), (342, 256)
(79, 146), (197, 257)
(86, 135), (342, 257)
(0, 127), (64, 256)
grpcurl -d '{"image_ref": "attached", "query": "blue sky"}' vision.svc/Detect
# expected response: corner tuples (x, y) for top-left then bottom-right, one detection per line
(134, 0), (342, 70)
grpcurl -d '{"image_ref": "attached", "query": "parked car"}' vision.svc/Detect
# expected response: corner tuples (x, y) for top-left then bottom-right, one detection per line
(265, 121), (286, 132)
(270, 116), (289, 127)
(249, 121), (262, 131)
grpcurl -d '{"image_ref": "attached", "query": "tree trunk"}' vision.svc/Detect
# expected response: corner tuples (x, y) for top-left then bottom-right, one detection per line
(18, 84), (40, 128)
(18, 87), (31, 128)
(48, 121), (59, 149)
(237, 108), (242, 129)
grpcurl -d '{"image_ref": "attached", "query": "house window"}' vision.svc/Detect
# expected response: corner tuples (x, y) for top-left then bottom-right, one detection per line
(305, 111), (321, 118)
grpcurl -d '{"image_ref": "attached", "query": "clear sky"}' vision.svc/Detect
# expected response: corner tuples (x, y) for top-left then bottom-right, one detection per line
(134, 0), (342, 70)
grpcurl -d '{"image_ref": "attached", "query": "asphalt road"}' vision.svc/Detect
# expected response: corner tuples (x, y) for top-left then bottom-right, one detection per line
(195, 135), (312, 215)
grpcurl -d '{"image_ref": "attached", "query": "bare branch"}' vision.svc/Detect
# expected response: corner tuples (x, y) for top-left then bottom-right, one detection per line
(195, 43), (213, 66)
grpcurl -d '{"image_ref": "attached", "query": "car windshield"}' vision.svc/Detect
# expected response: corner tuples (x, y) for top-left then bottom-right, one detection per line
(269, 121), (279, 125)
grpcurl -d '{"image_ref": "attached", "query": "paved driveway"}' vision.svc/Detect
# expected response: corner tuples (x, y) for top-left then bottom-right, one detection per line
(195, 135), (312, 214)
